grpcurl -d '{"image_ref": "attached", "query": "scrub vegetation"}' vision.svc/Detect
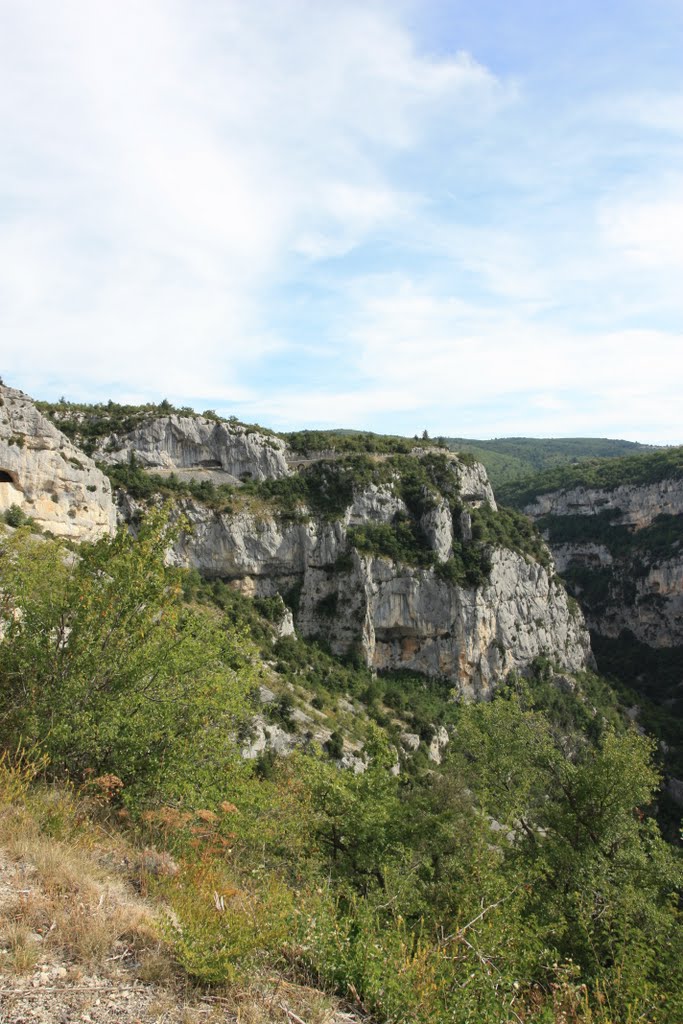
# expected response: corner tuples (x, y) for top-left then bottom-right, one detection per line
(1, 512), (681, 1023)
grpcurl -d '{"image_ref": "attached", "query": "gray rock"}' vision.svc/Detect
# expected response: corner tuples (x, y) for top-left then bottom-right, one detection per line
(122, 452), (590, 695)
(459, 510), (473, 543)
(339, 751), (368, 774)
(0, 385), (116, 541)
(522, 476), (683, 649)
(420, 500), (453, 563)
(428, 726), (450, 764)
(96, 415), (289, 482)
(275, 606), (296, 638)
(347, 484), (406, 526)
(524, 479), (683, 528)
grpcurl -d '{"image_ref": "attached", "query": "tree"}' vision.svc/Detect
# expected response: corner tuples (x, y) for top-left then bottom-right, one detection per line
(452, 691), (682, 1019)
(0, 508), (255, 801)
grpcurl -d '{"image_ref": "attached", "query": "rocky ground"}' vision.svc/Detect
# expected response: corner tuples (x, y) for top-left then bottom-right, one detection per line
(0, 849), (364, 1024)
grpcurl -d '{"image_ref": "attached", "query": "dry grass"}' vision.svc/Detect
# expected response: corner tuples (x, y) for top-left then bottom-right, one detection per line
(0, 783), (163, 977)
(0, 755), (365, 1024)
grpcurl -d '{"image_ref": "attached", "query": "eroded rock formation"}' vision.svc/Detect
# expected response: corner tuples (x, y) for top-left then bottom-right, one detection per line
(0, 386), (116, 541)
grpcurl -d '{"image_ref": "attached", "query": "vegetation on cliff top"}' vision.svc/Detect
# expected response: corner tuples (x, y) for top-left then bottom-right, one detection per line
(36, 398), (278, 454)
(105, 450), (551, 578)
(499, 445), (683, 507)
(442, 436), (661, 488)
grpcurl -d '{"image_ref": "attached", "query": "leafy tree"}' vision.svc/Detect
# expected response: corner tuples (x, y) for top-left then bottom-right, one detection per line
(453, 690), (682, 1019)
(0, 508), (255, 801)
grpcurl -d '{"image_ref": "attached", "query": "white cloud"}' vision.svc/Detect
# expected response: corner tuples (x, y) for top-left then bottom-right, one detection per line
(250, 277), (681, 442)
(599, 180), (683, 270)
(0, 2), (680, 445)
(0, 0), (508, 402)
(602, 92), (683, 136)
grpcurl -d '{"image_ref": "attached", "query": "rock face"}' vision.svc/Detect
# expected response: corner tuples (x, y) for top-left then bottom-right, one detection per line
(298, 547), (589, 699)
(455, 460), (497, 509)
(96, 416), (290, 483)
(522, 479), (683, 649)
(347, 484), (406, 525)
(523, 479), (683, 529)
(420, 501), (453, 563)
(0, 386), (116, 541)
(98, 415), (589, 694)
(158, 478), (591, 696)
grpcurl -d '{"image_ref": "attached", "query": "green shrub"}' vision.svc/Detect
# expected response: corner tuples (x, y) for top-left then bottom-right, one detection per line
(3, 504), (28, 528)
(0, 509), (255, 801)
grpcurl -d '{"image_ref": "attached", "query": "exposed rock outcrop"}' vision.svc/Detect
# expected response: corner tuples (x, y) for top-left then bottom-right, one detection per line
(522, 478), (683, 649)
(346, 484), (407, 525)
(299, 547), (589, 699)
(0, 386), (116, 541)
(420, 500), (454, 563)
(523, 479), (683, 529)
(454, 459), (497, 509)
(96, 416), (290, 483)
(155, 479), (590, 695)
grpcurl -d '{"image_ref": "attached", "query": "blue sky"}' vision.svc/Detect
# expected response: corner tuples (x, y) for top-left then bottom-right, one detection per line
(1, 0), (681, 442)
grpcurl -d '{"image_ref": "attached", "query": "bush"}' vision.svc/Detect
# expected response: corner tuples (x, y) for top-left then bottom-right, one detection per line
(0, 509), (255, 801)
(3, 504), (28, 528)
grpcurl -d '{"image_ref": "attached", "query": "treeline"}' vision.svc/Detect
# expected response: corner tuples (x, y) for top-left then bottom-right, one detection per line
(499, 445), (683, 508)
(442, 436), (660, 489)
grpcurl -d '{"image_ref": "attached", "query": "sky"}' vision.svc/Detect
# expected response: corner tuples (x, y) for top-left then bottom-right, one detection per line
(1, 0), (682, 443)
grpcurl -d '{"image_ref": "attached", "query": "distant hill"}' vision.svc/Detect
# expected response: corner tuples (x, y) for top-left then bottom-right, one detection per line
(440, 437), (661, 490)
(497, 445), (683, 509)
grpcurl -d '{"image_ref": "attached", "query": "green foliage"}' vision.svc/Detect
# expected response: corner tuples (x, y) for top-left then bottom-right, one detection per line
(325, 730), (344, 759)
(349, 516), (432, 566)
(3, 504), (29, 528)
(433, 542), (492, 587)
(591, 630), (683, 781)
(271, 634), (373, 699)
(1, 529), (681, 1020)
(539, 509), (683, 565)
(443, 435), (662, 490)
(470, 502), (551, 566)
(373, 671), (457, 739)
(499, 445), (683, 508)
(0, 511), (254, 800)
(452, 690), (682, 1021)
(284, 429), (419, 455)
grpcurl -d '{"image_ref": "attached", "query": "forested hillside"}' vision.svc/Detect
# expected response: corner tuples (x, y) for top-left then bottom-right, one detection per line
(1, 389), (681, 1022)
(1, 516), (681, 1023)
(500, 446), (683, 818)
(442, 436), (661, 489)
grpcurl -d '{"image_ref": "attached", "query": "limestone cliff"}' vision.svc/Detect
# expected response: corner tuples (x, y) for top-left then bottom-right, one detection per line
(523, 478), (683, 530)
(8, 391), (587, 695)
(95, 415), (289, 483)
(520, 472), (683, 649)
(141, 465), (591, 695)
(298, 546), (589, 699)
(0, 386), (116, 541)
